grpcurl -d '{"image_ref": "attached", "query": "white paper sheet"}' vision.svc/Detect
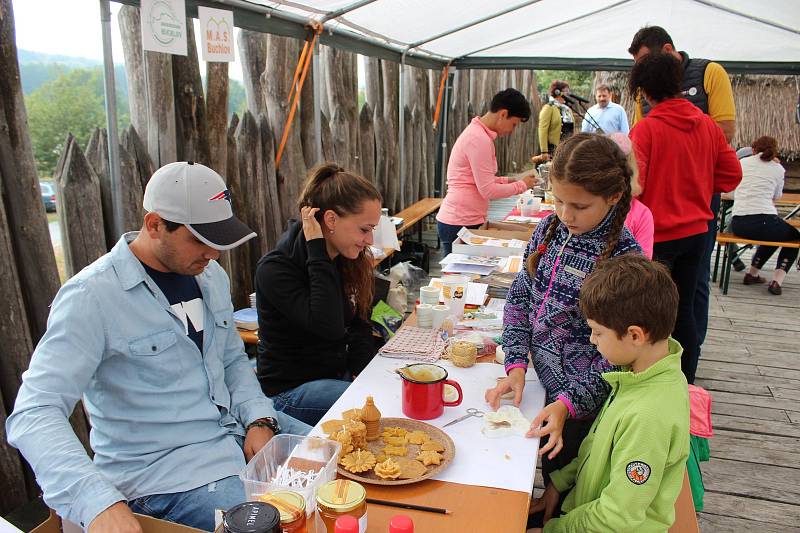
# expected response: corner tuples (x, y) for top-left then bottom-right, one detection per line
(310, 356), (545, 494)
(428, 279), (488, 306)
(373, 215), (401, 251)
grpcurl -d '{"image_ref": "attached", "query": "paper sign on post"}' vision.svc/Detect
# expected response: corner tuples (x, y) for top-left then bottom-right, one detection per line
(141, 0), (188, 56)
(198, 6), (235, 62)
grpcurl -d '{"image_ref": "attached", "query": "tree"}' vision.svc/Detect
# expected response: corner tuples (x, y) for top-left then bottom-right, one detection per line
(26, 68), (129, 177)
(535, 70), (593, 102)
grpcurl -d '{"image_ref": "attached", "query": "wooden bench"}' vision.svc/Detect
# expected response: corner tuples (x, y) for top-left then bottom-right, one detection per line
(713, 232), (800, 294)
(394, 197), (443, 242)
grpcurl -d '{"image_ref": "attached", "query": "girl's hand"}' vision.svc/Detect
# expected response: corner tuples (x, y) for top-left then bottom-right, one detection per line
(528, 399), (569, 459)
(300, 206), (323, 241)
(485, 367), (526, 410)
(529, 482), (561, 524)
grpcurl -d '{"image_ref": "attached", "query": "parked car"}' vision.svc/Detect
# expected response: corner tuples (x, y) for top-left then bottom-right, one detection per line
(40, 182), (56, 212)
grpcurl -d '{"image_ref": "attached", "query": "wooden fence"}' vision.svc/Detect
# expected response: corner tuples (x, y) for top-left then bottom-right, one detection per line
(0, 2), (547, 513)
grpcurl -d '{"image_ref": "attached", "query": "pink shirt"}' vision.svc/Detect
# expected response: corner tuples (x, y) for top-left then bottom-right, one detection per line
(627, 198), (654, 259)
(437, 117), (528, 226)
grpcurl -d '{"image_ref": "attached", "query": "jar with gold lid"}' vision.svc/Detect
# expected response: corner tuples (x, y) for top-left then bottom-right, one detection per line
(315, 480), (367, 533)
(259, 490), (307, 533)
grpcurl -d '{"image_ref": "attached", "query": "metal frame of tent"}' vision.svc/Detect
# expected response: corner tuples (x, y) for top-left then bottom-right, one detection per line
(98, 0), (800, 238)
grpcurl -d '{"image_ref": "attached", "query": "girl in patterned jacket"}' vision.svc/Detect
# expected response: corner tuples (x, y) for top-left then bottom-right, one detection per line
(486, 133), (642, 490)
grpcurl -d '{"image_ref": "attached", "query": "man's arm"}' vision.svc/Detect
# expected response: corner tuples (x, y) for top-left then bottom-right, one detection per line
(704, 62), (736, 143)
(6, 282), (127, 528)
(618, 106), (630, 134)
(538, 106), (552, 153)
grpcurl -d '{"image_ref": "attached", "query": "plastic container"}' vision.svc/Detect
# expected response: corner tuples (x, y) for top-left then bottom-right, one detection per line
(241, 434), (341, 518)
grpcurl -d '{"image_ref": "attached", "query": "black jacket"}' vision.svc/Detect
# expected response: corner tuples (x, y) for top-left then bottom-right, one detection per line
(255, 220), (375, 396)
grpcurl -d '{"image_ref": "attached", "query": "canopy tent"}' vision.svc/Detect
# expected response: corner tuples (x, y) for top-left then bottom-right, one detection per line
(101, 0), (800, 236)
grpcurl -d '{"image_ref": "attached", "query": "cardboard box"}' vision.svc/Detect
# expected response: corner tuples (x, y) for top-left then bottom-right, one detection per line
(451, 222), (533, 257)
(32, 510), (204, 533)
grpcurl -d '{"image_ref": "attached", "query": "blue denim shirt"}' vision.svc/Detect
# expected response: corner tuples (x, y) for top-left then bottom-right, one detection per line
(6, 233), (279, 527)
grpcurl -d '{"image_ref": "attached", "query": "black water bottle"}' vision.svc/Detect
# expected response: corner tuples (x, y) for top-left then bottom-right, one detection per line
(223, 502), (281, 533)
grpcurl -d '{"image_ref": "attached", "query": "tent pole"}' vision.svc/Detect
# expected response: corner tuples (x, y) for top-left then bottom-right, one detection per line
(313, 41), (323, 163)
(320, 0), (379, 23)
(99, 0), (124, 240)
(437, 69), (452, 197)
(398, 49), (407, 209)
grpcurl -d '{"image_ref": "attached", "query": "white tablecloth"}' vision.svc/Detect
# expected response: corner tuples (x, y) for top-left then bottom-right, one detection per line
(310, 356), (546, 494)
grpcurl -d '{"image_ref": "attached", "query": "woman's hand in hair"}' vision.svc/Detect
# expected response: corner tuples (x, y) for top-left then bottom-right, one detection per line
(300, 206), (323, 241)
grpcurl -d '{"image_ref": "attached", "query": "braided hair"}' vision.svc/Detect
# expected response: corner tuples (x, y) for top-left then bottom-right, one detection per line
(526, 133), (633, 276)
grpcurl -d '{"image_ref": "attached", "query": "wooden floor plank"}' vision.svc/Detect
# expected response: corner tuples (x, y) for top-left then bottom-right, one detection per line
(699, 492), (800, 527)
(709, 431), (800, 467)
(707, 390), (800, 413)
(711, 413), (800, 438)
(695, 367), (800, 388)
(702, 457), (800, 505)
(697, 512), (790, 533)
(694, 378), (772, 396)
(711, 401), (790, 423)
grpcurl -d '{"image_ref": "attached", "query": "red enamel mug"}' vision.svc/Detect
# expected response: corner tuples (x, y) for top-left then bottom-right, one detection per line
(399, 363), (463, 420)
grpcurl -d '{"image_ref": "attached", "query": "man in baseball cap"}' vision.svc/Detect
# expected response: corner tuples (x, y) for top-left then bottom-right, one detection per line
(7, 162), (309, 532)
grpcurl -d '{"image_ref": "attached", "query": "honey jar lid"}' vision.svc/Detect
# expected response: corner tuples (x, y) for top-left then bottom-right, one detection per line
(316, 480), (366, 513)
(260, 490), (306, 523)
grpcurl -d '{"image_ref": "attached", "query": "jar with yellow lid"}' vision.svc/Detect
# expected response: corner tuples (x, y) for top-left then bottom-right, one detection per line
(315, 480), (367, 533)
(258, 490), (307, 533)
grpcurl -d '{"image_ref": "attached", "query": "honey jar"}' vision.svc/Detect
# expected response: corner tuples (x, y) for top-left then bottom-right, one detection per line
(316, 480), (367, 533)
(259, 490), (307, 533)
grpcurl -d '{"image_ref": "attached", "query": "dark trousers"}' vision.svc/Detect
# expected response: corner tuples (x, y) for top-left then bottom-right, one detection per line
(654, 233), (707, 383)
(437, 221), (482, 256)
(528, 417), (594, 528)
(731, 214), (800, 271)
(693, 194), (720, 351)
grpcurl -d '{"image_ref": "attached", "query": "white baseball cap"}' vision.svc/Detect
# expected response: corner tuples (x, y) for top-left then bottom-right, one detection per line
(143, 161), (256, 251)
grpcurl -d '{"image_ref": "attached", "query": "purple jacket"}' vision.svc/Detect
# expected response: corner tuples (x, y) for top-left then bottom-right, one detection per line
(502, 211), (641, 418)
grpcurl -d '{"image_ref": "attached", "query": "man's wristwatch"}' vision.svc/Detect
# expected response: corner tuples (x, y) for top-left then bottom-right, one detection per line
(247, 417), (280, 434)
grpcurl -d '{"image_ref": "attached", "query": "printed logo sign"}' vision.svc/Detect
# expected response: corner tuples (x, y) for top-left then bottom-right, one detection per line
(626, 461), (651, 485)
(141, 0), (187, 56)
(198, 6), (235, 62)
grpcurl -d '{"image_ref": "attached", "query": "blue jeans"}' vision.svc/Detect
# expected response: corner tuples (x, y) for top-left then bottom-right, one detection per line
(437, 221), (482, 256)
(130, 475), (244, 531)
(694, 193), (720, 350)
(270, 379), (351, 426)
(127, 411), (310, 531)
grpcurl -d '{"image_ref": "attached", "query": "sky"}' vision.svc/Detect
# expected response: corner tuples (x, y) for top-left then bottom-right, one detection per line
(12, 0), (245, 80)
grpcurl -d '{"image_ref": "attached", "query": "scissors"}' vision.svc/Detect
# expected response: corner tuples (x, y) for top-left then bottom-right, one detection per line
(442, 408), (484, 428)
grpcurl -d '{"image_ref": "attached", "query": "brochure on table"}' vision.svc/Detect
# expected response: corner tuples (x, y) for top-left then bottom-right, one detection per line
(310, 356), (545, 494)
(428, 278), (488, 306)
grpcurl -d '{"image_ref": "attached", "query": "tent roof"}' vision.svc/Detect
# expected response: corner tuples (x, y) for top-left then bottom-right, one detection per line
(120, 0), (800, 73)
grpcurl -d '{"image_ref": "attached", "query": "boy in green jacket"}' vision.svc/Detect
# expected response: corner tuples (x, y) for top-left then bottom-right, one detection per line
(530, 254), (690, 533)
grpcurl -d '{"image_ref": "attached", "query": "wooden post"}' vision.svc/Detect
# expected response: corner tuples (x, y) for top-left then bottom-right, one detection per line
(237, 29), (267, 117)
(54, 135), (107, 279)
(118, 6), (148, 144)
(173, 19), (210, 165)
(258, 113), (283, 249)
(236, 111), (269, 268)
(145, 52), (177, 167)
(225, 113), (250, 309)
(412, 105), (423, 202)
(206, 62), (229, 177)
(0, 0), (61, 342)
(121, 125), (155, 193)
(262, 35), (306, 222)
(323, 46), (359, 171)
(87, 128), (143, 248)
(358, 102), (376, 186)
(381, 60), (400, 211)
(300, 46), (318, 169)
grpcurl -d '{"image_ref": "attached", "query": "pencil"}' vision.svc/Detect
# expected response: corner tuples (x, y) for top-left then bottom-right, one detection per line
(366, 498), (451, 515)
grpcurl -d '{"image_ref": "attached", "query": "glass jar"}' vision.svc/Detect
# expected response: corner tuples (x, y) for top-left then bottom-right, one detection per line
(259, 490), (307, 533)
(223, 502), (281, 533)
(316, 480), (367, 533)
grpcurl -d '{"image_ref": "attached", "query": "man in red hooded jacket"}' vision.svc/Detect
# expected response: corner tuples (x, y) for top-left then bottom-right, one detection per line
(630, 53), (741, 384)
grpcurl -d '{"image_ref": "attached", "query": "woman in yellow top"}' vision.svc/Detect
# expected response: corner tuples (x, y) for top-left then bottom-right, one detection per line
(538, 80), (575, 160)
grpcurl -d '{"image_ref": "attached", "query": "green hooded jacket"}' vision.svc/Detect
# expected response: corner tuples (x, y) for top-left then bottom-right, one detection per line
(545, 338), (690, 533)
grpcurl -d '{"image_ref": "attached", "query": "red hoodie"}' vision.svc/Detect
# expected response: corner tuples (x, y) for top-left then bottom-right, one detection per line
(630, 98), (741, 243)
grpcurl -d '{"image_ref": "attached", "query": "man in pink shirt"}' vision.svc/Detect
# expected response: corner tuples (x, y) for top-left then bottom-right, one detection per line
(437, 88), (538, 255)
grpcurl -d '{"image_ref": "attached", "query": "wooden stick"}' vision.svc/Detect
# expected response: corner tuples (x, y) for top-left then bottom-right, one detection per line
(366, 498), (451, 515)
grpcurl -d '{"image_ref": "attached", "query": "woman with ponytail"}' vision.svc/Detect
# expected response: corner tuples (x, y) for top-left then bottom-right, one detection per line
(486, 134), (641, 524)
(255, 163), (382, 425)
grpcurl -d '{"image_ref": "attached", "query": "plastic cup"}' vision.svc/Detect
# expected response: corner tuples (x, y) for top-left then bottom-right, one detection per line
(432, 304), (450, 330)
(440, 275), (469, 318)
(520, 197), (542, 217)
(419, 286), (440, 305)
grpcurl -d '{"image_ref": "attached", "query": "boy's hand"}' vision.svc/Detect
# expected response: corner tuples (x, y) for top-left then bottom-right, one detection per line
(88, 502), (143, 533)
(529, 483), (561, 523)
(485, 368), (526, 410)
(528, 399), (569, 459)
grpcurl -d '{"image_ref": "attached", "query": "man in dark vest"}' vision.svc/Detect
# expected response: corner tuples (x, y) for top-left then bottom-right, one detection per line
(628, 25), (736, 374)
